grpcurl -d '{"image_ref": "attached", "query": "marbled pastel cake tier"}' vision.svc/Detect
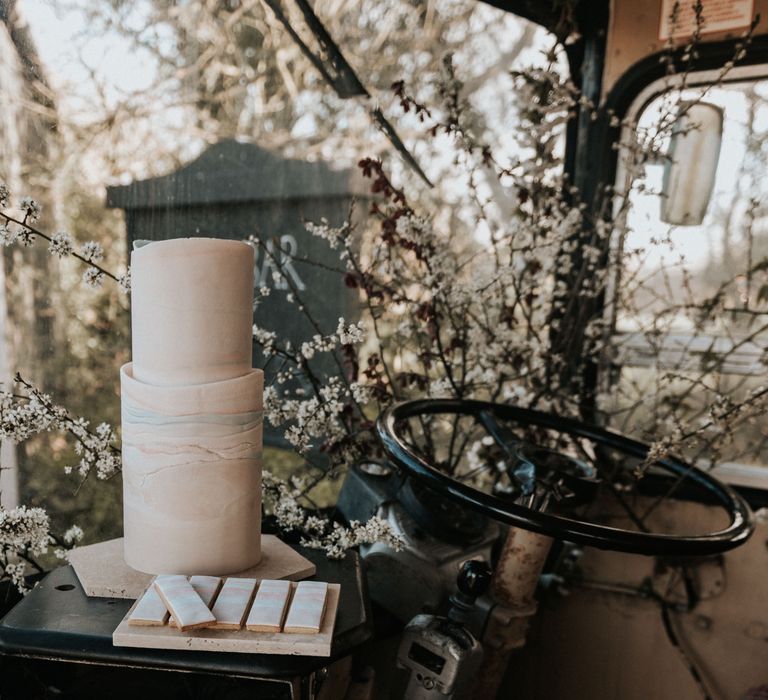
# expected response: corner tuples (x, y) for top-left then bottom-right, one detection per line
(122, 238), (262, 575)
(121, 364), (263, 574)
(131, 238), (255, 387)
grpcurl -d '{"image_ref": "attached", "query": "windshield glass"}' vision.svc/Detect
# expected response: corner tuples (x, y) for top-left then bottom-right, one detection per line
(1, 0), (556, 543)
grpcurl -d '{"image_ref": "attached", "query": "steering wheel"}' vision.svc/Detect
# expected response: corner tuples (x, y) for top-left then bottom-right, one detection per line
(377, 399), (755, 556)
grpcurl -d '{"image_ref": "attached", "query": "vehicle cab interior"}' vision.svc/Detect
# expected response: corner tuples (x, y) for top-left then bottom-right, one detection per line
(0, 1), (767, 699)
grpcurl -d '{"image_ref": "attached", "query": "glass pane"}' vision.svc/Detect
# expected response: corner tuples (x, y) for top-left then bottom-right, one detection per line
(1, 0), (556, 547)
(612, 78), (768, 469)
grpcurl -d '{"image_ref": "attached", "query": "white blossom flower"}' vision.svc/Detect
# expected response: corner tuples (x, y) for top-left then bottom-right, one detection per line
(118, 269), (131, 294)
(0, 505), (54, 592)
(0, 382), (120, 480)
(262, 471), (403, 558)
(63, 524), (84, 546)
(16, 226), (35, 246)
(82, 268), (105, 288)
(350, 382), (372, 404)
(301, 517), (404, 559)
(336, 318), (364, 345)
(300, 341), (315, 360)
(4, 562), (27, 592)
(305, 219), (348, 249)
(253, 324), (277, 356)
(429, 377), (453, 397)
(0, 224), (16, 247)
(300, 332), (336, 360)
(285, 425), (310, 453)
(304, 515), (327, 534)
(0, 184), (9, 208)
(0, 505), (51, 592)
(81, 241), (104, 263)
(19, 197), (40, 222)
(0, 505), (50, 556)
(48, 231), (73, 258)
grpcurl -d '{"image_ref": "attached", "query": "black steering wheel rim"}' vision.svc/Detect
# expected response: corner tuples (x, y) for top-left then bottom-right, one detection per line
(376, 399), (755, 556)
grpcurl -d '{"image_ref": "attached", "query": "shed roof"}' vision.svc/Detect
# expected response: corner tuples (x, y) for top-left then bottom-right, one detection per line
(106, 139), (369, 210)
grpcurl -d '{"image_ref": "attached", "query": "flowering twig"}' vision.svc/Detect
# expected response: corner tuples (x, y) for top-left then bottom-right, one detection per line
(1, 373), (121, 485)
(0, 187), (130, 292)
(0, 506), (84, 593)
(262, 470), (403, 558)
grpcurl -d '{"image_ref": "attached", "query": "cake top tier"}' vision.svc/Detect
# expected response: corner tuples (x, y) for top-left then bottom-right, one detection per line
(131, 238), (255, 386)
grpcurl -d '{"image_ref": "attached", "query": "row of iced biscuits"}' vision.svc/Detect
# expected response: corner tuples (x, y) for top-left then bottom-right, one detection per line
(128, 575), (329, 634)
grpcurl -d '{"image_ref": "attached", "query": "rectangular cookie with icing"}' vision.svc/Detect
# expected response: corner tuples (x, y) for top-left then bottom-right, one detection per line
(283, 581), (328, 634)
(169, 575), (222, 629)
(128, 585), (169, 626)
(245, 579), (292, 633)
(211, 577), (258, 630)
(154, 575), (216, 631)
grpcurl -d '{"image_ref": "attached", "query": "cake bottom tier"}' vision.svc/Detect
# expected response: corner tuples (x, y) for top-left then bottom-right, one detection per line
(120, 363), (263, 575)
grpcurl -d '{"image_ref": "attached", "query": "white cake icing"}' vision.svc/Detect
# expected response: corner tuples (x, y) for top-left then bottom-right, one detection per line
(121, 237), (262, 576)
(131, 238), (255, 387)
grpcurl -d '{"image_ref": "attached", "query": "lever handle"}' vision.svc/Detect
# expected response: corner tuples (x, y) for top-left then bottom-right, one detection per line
(448, 560), (492, 625)
(456, 560), (492, 601)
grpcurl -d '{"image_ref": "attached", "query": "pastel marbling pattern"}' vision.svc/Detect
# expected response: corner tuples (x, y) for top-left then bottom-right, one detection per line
(121, 363), (264, 575)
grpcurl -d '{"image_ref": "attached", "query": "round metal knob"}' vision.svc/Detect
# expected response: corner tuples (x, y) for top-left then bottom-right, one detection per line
(456, 560), (492, 600)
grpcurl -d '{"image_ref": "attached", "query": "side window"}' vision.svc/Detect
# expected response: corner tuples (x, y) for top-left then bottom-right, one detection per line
(610, 78), (768, 476)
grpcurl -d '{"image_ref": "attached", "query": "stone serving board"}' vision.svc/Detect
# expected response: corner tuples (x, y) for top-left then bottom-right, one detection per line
(69, 536), (316, 599)
(113, 580), (340, 657)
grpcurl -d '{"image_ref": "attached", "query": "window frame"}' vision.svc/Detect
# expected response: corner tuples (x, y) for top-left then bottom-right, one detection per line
(608, 64), (768, 488)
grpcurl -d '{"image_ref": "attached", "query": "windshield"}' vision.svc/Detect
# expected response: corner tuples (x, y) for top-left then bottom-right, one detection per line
(0, 0), (556, 543)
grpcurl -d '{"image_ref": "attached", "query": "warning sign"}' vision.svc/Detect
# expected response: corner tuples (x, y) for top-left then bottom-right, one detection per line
(659, 0), (755, 40)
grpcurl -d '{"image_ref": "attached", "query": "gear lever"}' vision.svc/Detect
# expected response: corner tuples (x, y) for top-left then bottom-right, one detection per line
(397, 561), (491, 699)
(448, 560), (492, 624)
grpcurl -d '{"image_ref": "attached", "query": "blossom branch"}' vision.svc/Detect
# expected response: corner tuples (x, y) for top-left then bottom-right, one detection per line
(0, 187), (130, 292)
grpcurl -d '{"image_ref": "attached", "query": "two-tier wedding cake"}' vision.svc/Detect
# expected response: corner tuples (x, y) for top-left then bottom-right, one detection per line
(120, 238), (263, 575)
